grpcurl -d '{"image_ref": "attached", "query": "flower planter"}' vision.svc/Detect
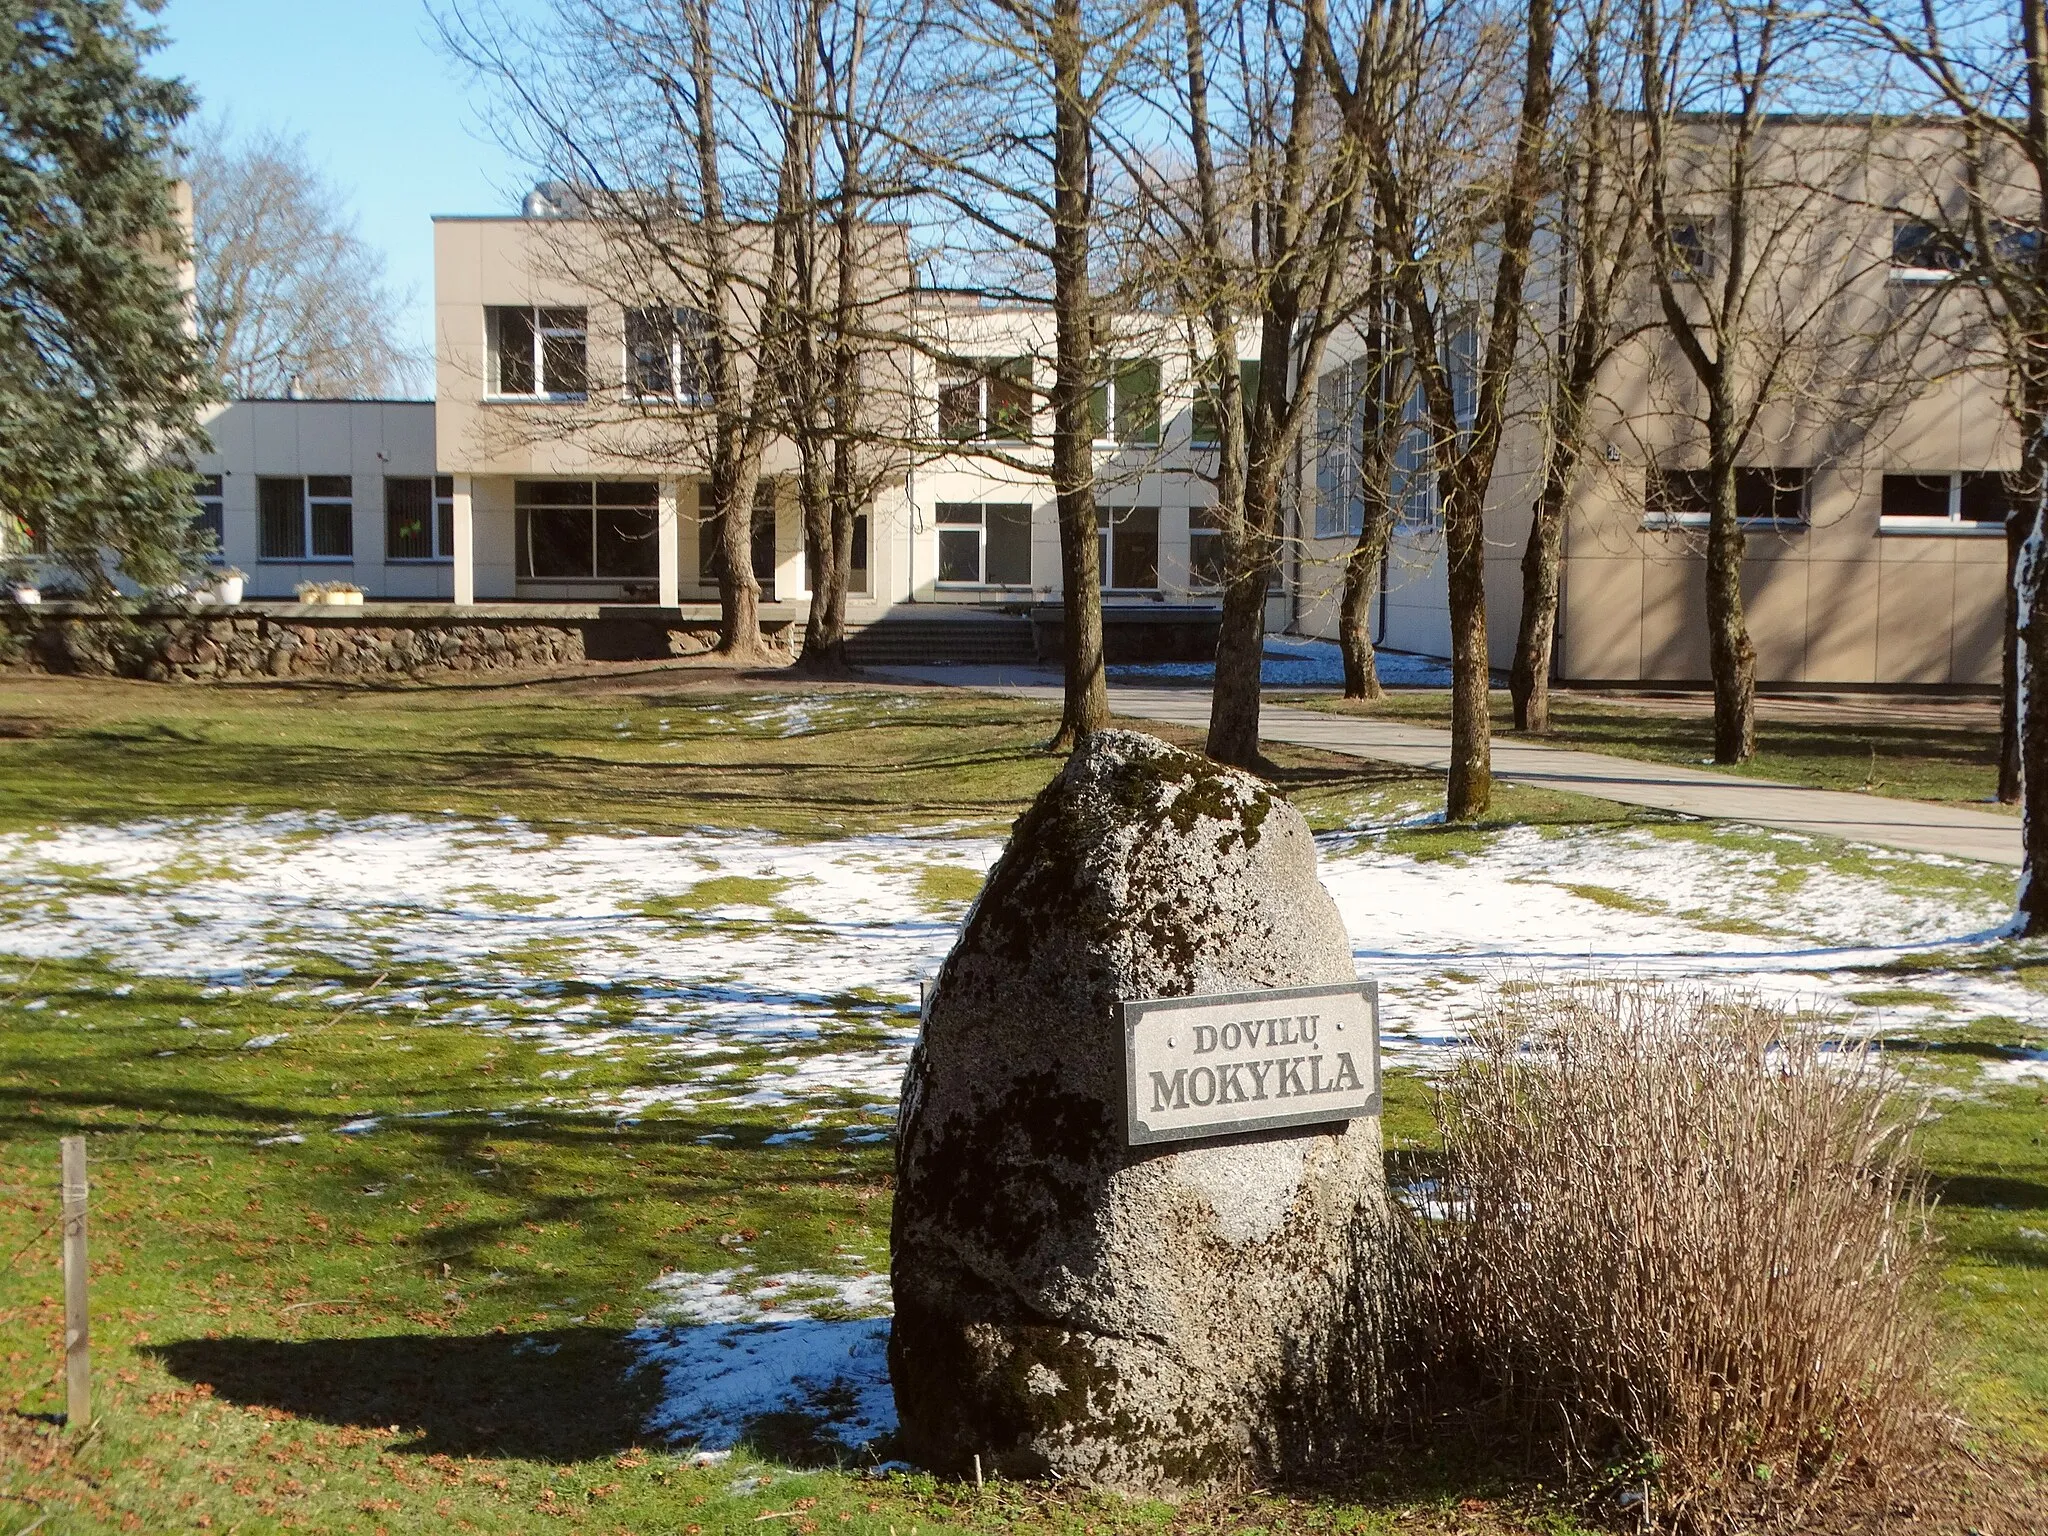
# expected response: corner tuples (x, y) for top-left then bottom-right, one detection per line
(9, 586), (40, 606)
(322, 590), (365, 607)
(207, 575), (245, 605)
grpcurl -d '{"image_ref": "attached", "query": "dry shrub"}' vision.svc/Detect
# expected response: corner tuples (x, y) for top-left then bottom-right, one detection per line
(1405, 982), (1938, 1526)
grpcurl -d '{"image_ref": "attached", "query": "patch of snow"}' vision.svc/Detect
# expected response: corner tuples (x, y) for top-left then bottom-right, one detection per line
(636, 1265), (895, 1452)
(241, 1033), (289, 1050)
(1110, 638), (1452, 689)
(335, 1117), (382, 1135)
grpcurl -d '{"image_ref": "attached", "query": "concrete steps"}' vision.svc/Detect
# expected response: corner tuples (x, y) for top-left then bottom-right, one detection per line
(843, 616), (1038, 667)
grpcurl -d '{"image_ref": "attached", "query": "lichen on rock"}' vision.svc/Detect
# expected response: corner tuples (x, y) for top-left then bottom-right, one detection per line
(888, 730), (1388, 1493)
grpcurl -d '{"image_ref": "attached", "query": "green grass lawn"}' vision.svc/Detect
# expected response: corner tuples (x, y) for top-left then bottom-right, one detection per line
(1, 670), (2043, 1533)
(1289, 688), (2009, 811)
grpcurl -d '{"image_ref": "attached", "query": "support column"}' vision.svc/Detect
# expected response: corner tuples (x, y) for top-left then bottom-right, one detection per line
(451, 474), (475, 607)
(657, 479), (681, 608)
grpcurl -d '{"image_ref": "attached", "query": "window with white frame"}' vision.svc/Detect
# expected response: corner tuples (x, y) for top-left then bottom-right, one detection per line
(626, 306), (713, 401)
(1096, 506), (1159, 590)
(937, 360), (1032, 441)
(1090, 360), (1161, 445)
(1391, 422), (1439, 530)
(258, 476), (353, 561)
(935, 501), (1032, 586)
(1645, 466), (1808, 528)
(193, 474), (225, 560)
(697, 484), (779, 598)
(487, 306), (588, 398)
(1880, 471), (2013, 531)
(386, 476), (455, 561)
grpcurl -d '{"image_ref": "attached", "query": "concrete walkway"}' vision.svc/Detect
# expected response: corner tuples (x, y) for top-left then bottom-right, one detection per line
(876, 665), (2024, 867)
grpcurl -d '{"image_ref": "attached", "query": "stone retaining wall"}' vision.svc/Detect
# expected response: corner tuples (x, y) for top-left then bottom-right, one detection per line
(0, 603), (767, 682)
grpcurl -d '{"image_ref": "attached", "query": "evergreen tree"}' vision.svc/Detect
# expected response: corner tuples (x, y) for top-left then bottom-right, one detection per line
(0, 0), (212, 595)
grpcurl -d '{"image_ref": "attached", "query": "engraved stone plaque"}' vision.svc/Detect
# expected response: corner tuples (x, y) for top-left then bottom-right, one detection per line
(1119, 980), (1380, 1147)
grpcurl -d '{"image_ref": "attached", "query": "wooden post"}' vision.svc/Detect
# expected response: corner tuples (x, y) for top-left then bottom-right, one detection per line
(61, 1135), (88, 1428)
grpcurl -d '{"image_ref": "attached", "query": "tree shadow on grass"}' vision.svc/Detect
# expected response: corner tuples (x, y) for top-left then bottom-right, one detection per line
(149, 1328), (652, 1461)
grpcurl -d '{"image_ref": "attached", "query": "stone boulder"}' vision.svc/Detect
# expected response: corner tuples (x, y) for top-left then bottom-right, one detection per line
(889, 730), (1385, 1492)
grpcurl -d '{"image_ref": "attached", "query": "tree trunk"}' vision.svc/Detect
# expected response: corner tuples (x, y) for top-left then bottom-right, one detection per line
(1511, 472), (1568, 731)
(796, 442), (846, 674)
(1704, 449), (1756, 763)
(1046, 0), (1106, 751)
(2004, 488), (2027, 803)
(1208, 459), (1279, 766)
(1444, 469), (1492, 819)
(717, 456), (769, 660)
(2017, 478), (2048, 932)
(1339, 503), (1390, 700)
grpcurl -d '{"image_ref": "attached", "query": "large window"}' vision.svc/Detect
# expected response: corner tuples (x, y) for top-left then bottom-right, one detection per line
(935, 502), (1032, 587)
(193, 475), (225, 560)
(937, 359), (1032, 441)
(698, 484), (779, 599)
(626, 306), (713, 402)
(1646, 466), (1808, 528)
(386, 476), (455, 561)
(516, 480), (658, 579)
(1097, 506), (1159, 591)
(1090, 360), (1161, 445)
(488, 306), (588, 398)
(258, 476), (353, 561)
(1881, 471), (2013, 531)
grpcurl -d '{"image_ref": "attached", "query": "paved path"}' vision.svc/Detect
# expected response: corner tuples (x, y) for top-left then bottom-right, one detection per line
(877, 665), (2023, 867)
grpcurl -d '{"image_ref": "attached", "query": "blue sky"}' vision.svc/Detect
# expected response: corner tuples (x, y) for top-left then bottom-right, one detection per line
(157, 0), (537, 368)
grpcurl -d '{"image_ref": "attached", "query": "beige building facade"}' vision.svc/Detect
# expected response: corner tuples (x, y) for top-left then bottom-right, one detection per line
(1296, 118), (2015, 690)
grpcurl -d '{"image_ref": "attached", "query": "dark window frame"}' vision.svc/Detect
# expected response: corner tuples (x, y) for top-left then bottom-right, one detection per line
(1096, 505), (1160, 592)
(515, 479), (660, 581)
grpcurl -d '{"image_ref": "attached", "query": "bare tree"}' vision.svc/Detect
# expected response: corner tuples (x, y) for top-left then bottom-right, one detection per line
(1332, 245), (1416, 700)
(1140, 0), (1376, 770)
(1330, 0), (1558, 819)
(879, 0), (1165, 746)
(1631, 0), (1893, 764)
(1845, 0), (2048, 926)
(1510, 0), (1644, 732)
(439, 0), (920, 663)
(188, 123), (424, 398)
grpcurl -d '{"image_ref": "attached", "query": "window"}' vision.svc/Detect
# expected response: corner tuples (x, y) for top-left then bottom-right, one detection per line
(937, 359), (1032, 441)
(1097, 506), (1159, 591)
(488, 306), (588, 398)
(935, 502), (1032, 586)
(1646, 467), (1808, 528)
(1090, 360), (1161, 445)
(626, 306), (712, 401)
(193, 474), (224, 559)
(1193, 360), (1260, 448)
(697, 484), (778, 599)
(1668, 221), (1713, 279)
(1392, 423), (1438, 530)
(1880, 471), (2015, 531)
(1189, 506), (1227, 586)
(1891, 219), (1966, 282)
(516, 480), (658, 579)
(258, 476), (353, 560)
(387, 476), (455, 561)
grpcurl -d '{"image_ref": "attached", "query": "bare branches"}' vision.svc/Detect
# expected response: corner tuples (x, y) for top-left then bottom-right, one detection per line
(187, 122), (424, 399)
